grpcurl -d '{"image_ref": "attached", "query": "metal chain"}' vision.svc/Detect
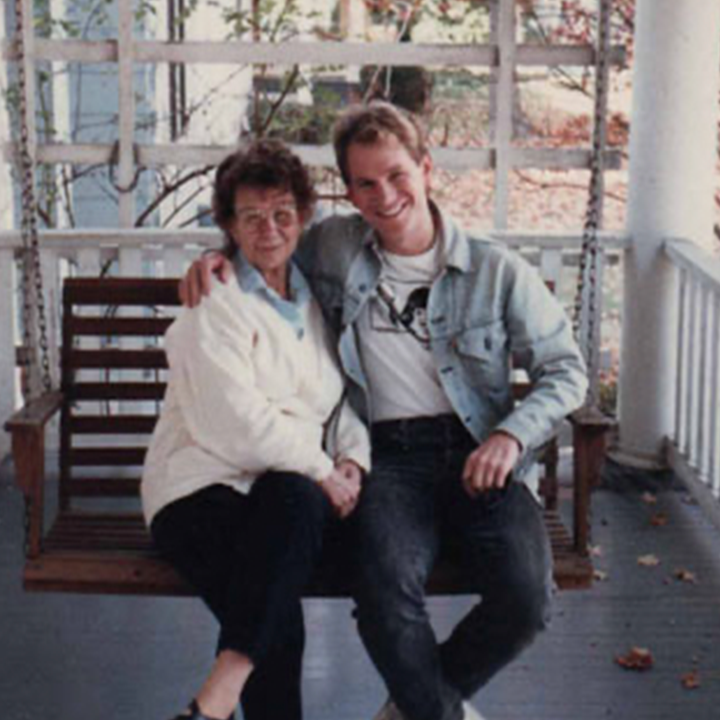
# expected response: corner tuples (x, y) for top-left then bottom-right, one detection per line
(573, 0), (612, 408)
(14, 0), (53, 398)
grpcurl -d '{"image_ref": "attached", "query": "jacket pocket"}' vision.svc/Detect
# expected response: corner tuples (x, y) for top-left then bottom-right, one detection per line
(453, 320), (509, 389)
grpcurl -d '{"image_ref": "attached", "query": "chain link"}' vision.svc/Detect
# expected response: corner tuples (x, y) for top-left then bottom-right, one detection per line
(573, 0), (612, 408)
(14, 0), (53, 559)
(14, 0), (53, 399)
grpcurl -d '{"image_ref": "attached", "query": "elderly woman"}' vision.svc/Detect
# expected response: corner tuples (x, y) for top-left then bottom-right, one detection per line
(142, 140), (370, 720)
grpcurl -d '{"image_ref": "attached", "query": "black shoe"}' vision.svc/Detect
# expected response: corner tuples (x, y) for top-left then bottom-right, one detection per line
(172, 699), (235, 720)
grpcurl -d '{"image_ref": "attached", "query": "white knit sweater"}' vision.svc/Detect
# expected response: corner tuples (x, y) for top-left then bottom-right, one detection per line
(141, 277), (371, 525)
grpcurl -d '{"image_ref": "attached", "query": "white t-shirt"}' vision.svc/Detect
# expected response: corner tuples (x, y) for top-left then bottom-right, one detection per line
(357, 239), (455, 422)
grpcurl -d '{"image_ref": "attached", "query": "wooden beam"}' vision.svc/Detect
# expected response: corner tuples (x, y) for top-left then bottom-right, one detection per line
(0, 227), (631, 251)
(2, 38), (626, 68)
(137, 39), (494, 66)
(8, 426), (47, 558)
(492, 0), (516, 229)
(674, 267), (688, 450)
(117, 3), (136, 227)
(0, 248), (15, 458)
(18, 0), (37, 161)
(708, 293), (720, 491)
(1, 139), (623, 172)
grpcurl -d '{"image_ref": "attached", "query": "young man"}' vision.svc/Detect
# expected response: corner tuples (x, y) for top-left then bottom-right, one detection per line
(182, 102), (587, 720)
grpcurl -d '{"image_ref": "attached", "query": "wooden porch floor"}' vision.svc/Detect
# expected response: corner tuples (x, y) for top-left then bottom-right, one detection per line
(1, 454), (720, 720)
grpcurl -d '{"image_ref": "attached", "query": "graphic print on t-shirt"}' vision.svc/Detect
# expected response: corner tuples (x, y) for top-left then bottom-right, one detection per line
(371, 280), (431, 346)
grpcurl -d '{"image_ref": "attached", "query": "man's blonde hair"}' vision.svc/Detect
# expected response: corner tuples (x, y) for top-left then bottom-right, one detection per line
(332, 101), (428, 185)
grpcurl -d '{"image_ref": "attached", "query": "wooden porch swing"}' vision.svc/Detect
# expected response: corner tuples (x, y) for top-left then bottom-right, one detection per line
(4, 0), (614, 596)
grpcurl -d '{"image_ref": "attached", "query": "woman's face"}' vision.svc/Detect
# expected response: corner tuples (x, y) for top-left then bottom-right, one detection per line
(229, 186), (303, 278)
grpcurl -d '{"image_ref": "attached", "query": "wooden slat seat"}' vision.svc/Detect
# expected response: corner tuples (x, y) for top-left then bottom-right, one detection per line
(25, 507), (591, 595)
(6, 277), (610, 597)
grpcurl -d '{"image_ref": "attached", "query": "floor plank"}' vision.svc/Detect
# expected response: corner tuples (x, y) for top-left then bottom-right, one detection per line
(2, 454), (720, 720)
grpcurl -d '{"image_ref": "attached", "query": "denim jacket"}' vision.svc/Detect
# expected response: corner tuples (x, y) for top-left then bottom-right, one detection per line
(295, 206), (588, 455)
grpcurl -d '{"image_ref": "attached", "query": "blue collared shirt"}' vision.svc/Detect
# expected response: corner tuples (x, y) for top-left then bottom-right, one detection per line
(232, 252), (312, 339)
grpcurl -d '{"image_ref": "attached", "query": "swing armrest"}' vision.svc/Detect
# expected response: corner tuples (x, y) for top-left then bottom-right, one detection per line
(4, 391), (63, 559)
(569, 406), (616, 555)
(4, 391), (63, 432)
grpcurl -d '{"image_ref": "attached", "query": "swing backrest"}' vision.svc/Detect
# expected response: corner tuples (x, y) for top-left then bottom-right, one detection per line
(59, 278), (180, 513)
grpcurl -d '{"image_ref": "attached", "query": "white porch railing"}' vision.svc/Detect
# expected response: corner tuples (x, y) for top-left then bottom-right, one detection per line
(665, 238), (720, 530)
(0, 229), (628, 458)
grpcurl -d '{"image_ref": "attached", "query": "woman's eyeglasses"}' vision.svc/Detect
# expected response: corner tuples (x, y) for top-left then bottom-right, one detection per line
(235, 204), (299, 233)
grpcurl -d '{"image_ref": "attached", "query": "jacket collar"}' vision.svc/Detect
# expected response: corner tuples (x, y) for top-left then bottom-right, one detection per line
(232, 252), (311, 338)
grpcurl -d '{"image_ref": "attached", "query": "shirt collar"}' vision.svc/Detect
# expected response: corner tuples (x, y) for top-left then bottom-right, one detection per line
(232, 252), (311, 338)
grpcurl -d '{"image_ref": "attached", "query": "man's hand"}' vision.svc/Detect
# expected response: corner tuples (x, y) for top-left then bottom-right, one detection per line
(461, 432), (522, 497)
(179, 252), (233, 307)
(319, 465), (362, 519)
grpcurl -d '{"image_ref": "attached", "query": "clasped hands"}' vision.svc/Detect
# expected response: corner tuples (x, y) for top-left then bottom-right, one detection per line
(319, 460), (363, 519)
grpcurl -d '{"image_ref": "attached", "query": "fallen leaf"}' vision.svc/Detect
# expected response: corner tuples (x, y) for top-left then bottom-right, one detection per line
(616, 647), (654, 671)
(594, 569), (609, 582)
(675, 569), (698, 584)
(638, 554), (661, 567)
(641, 492), (658, 505)
(681, 671), (701, 689)
(650, 513), (668, 527)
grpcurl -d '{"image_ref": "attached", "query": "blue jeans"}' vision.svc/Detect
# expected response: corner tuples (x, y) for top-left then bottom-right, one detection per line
(354, 415), (553, 720)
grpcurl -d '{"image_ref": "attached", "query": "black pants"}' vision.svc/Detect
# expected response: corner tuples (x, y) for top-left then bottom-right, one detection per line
(151, 473), (332, 720)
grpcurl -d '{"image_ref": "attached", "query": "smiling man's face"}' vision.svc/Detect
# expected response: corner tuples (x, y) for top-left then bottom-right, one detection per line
(345, 133), (435, 255)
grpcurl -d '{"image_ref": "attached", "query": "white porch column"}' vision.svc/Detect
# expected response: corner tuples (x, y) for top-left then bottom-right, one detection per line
(615, 0), (720, 468)
(0, 5), (13, 460)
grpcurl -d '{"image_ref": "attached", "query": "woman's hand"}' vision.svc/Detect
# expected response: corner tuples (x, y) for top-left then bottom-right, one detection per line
(334, 459), (363, 492)
(179, 252), (234, 307)
(319, 464), (362, 519)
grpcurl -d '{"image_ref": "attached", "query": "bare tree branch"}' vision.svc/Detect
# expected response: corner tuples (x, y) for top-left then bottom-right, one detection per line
(179, 208), (213, 228)
(161, 182), (210, 227)
(259, 65), (301, 135)
(135, 166), (214, 227)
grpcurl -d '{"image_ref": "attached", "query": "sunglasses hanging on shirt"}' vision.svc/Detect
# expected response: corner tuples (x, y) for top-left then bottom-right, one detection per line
(375, 282), (431, 349)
